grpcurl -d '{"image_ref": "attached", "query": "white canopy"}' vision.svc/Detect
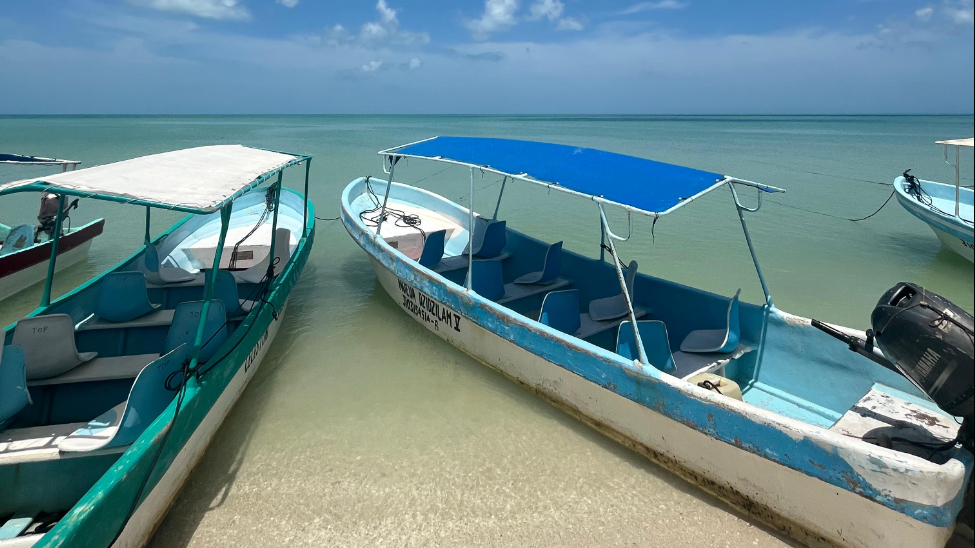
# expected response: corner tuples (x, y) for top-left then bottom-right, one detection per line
(935, 138), (974, 147)
(0, 145), (303, 213)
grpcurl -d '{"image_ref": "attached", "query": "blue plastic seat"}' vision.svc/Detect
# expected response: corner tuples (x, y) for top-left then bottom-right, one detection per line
(539, 289), (581, 335)
(588, 261), (639, 321)
(617, 321), (676, 374)
(470, 259), (505, 300)
(95, 272), (160, 323)
(59, 344), (188, 452)
(0, 345), (29, 430)
(514, 241), (562, 285)
(680, 289), (741, 354)
(163, 300), (228, 364)
(473, 220), (506, 259)
(0, 224), (34, 256)
(418, 230), (447, 269)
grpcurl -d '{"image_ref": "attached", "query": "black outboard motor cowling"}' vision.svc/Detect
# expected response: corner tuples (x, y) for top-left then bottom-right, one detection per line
(871, 282), (974, 422)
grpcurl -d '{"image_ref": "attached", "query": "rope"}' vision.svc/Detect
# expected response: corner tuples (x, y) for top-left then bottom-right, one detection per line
(359, 176), (426, 243)
(228, 186), (275, 269)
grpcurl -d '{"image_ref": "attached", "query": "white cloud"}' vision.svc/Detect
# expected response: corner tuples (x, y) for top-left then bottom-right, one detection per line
(528, 0), (563, 21)
(466, 0), (520, 40)
(915, 7), (934, 21)
(556, 17), (585, 31)
(619, 1), (687, 15)
(942, 0), (974, 25)
(277, 0), (299, 7)
(355, 1), (430, 45)
(408, 57), (422, 69)
(361, 60), (383, 72)
(126, 0), (251, 21)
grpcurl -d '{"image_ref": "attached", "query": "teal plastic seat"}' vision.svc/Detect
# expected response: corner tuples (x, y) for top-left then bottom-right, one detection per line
(0, 224), (34, 256)
(539, 289), (581, 335)
(514, 241), (562, 285)
(206, 269), (252, 317)
(418, 230), (447, 268)
(617, 320), (676, 374)
(680, 289), (741, 354)
(163, 300), (228, 364)
(95, 272), (160, 323)
(0, 345), (29, 430)
(143, 243), (196, 284)
(473, 220), (506, 258)
(470, 260), (505, 300)
(59, 344), (188, 452)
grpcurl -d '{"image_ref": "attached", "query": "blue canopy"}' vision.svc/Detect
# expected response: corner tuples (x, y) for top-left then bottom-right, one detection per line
(384, 137), (729, 215)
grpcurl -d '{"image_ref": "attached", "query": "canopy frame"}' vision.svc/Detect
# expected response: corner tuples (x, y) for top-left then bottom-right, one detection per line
(938, 139), (972, 219)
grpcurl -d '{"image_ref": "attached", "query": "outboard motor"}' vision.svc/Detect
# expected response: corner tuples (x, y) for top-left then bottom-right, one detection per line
(35, 193), (79, 241)
(813, 283), (974, 532)
(871, 282), (974, 449)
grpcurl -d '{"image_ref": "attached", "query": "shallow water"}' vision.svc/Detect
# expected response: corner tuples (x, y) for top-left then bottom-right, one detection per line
(1, 115), (973, 547)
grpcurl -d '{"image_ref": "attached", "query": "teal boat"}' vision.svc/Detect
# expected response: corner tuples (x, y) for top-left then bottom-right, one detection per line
(0, 146), (316, 547)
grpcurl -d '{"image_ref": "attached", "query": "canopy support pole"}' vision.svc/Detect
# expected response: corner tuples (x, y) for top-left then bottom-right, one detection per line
(598, 204), (647, 365)
(730, 183), (773, 307)
(303, 158), (312, 235)
(266, 174), (282, 281)
(189, 205), (231, 373)
(377, 156), (398, 237)
(599, 218), (606, 262)
(466, 167), (475, 291)
(39, 194), (66, 308)
(144, 207), (151, 244)
(492, 177), (507, 220)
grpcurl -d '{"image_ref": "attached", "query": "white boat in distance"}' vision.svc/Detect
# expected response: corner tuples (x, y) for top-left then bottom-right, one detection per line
(341, 137), (971, 548)
(894, 138), (974, 262)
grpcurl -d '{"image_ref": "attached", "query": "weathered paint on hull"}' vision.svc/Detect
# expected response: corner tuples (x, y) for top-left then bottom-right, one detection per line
(366, 256), (955, 548)
(931, 225), (975, 263)
(894, 180), (974, 263)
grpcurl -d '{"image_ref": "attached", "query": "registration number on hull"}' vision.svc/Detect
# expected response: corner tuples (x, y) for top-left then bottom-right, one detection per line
(398, 279), (462, 333)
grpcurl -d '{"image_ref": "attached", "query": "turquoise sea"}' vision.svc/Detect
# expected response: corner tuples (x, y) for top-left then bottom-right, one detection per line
(1, 115), (973, 547)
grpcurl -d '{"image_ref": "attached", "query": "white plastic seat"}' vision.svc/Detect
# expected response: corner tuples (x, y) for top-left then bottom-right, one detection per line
(680, 289), (742, 354)
(12, 315), (97, 380)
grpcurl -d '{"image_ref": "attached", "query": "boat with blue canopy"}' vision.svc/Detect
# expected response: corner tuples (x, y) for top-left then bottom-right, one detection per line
(894, 138), (974, 263)
(0, 145), (316, 547)
(341, 137), (972, 548)
(1, 154), (104, 302)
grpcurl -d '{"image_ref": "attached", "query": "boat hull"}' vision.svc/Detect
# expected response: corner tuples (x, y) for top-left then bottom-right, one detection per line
(0, 220), (105, 301)
(362, 254), (955, 548)
(894, 177), (974, 263)
(342, 179), (967, 548)
(110, 303), (286, 548)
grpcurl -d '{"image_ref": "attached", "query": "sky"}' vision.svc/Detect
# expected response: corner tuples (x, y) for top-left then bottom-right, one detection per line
(0, 0), (973, 114)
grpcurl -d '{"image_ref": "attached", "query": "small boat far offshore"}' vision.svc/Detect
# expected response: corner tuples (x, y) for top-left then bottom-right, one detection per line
(894, 138), (974, 263)
(1, 154), (105, 302)
(0, 145), (316, 547)
(341, 137), (972, 548)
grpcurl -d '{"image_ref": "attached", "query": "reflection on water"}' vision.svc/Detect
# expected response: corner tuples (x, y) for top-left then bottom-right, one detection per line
(1, 115), (971, 547)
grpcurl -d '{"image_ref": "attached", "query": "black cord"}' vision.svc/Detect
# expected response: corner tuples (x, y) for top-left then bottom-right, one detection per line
(903, 170), (974, 226)
(359, 176), (426, 243)
(314, 216), (340, 222)
(229, 187), (276, 270)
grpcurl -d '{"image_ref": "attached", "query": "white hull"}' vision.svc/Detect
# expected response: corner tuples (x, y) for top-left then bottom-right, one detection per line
(368, 259), (954, 548)
(0, 240), (92, 301)
(110, 303), (287, 548)
(931, 225), (975, 263)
